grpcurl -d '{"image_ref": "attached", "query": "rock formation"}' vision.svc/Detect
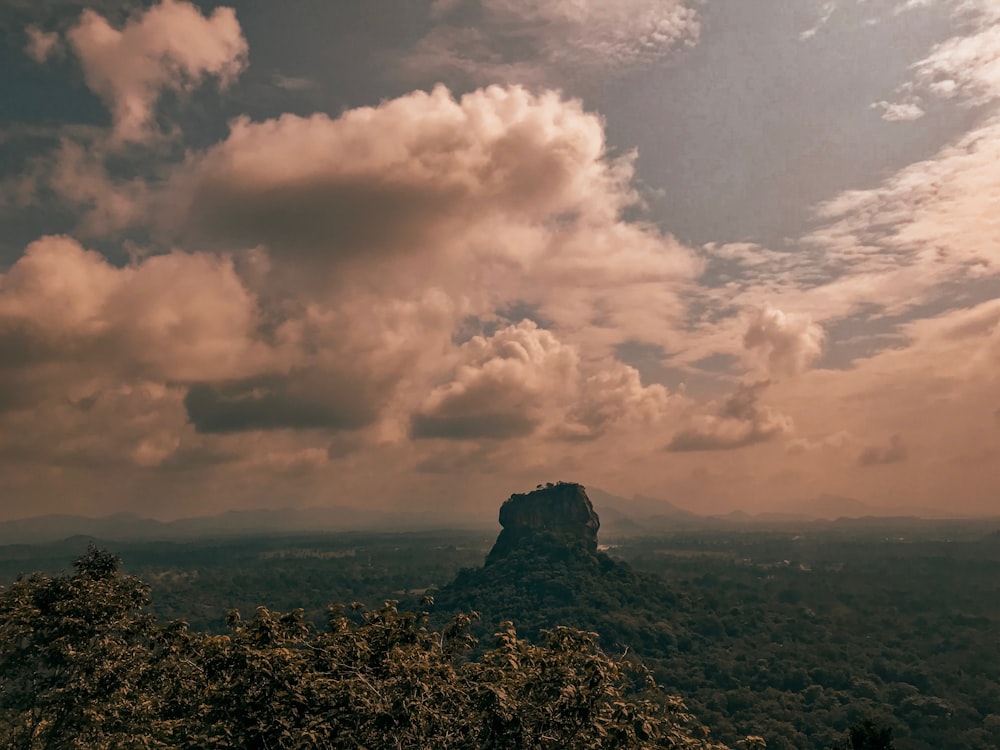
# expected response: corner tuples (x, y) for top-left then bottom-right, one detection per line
(486, 482), (600, 563)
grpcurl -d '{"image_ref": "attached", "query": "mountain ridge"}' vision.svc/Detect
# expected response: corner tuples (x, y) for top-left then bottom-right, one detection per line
(0, 487), (987, 545)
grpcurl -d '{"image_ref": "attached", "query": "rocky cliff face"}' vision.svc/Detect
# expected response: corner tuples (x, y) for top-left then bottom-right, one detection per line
(486, 482), (600, 563)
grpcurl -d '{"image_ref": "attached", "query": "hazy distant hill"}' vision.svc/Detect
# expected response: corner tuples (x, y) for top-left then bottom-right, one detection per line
(0, 507), (493, 545)
(586, 487), (708, 531)
(0, 485), (983, 545)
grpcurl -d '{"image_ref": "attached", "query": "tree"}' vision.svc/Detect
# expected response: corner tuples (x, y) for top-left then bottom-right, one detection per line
(1, 548), (731, 749)
(467, 621), (725, 749)
(830, 719), (895, 750)
(0, 546), (158, 748)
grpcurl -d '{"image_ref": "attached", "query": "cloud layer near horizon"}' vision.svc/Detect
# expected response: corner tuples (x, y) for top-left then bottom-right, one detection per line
(1, 0), (998, 519)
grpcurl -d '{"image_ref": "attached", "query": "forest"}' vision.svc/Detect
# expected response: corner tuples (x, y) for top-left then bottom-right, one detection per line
(1, 517), (998, 749)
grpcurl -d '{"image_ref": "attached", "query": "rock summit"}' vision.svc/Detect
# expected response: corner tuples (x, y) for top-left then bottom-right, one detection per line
(486, 482), (600, 563)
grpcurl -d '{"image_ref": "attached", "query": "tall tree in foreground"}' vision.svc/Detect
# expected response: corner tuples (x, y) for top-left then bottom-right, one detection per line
(0, 546), (158, 749)
(0, 547), (730, 749)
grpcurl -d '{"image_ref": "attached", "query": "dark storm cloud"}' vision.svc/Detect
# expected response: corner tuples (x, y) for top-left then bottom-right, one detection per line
(184, 374), (380, 434)
(187, 174), (466, 260)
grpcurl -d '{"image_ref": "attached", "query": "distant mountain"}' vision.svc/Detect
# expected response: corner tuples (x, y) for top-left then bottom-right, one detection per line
(589, 487), (985, 528)
(586, 487), (706, 532)
(0, 506), (493, 545)
(0, 486), (983, 546)
(801, 494), (873, 519)
(779, 494), (975, 521)
(0, 513), (164, 546)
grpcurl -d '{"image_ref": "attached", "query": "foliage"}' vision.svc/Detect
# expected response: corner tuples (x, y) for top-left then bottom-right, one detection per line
(0, 547), (157, 749)
(0, 546), (727, 749)
(4, 521), (999, 749)
(829, 718), (895, 750)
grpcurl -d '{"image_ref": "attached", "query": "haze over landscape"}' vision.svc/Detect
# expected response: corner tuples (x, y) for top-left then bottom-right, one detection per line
(2, 0), (999, 521)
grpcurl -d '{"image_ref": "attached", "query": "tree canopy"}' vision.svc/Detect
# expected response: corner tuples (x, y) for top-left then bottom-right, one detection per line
(0, 546), (730, 749)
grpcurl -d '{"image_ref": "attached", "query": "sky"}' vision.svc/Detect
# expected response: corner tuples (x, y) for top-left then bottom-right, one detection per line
(0, 0), (998, 521)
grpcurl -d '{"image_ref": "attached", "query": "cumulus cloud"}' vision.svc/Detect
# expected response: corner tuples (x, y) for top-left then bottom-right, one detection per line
(1, 137), (149, 237)
(170, 85), (621, 258)
(0, 235), (432, 479)
(786, 430), (853, 455)
(743, 306), (825, 378)
(411, 320), (578, 440)
(164, 84), (697, 360)
(559, 362), (672, 441)
(0, 235), (270, 391)
(667, 381), (793, 452)
(0, 381), (189, 469)
(66, 0), (247, 144)
(9, 88), (695, 473)
(410, 320), (675, 443)
(407, 0), (699, 85)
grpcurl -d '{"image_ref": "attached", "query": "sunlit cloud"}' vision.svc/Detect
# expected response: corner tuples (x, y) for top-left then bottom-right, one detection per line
(2, 0), (999, 517)
(65, 0), (247, 144)
(406, 0), (699, 86)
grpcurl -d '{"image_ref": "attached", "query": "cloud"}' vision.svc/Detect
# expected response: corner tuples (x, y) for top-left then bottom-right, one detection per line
(164, 84), (697, 355)
(786, 430), (853, 455)
(411, 320), (578, 440)
(559, 362), (672, 441)
(0, 235), (270, 391)
(909, 16), (1000, 107)
(406, 0), (699, 85)
(873, 100), (925, 121)
(688, 106), (1000, 351)
(858, 433), (908, 466)
(743, 306), (825, 378)
(0, 235), (417, 476)
(170, 85), (620, 259)
(667, 381), (793, 452)
(411, 320), (675, 442)
(876, 2), (1000, 121)
(0, 84), (700, 480)
(0, 380), (189, 469)
(1, 136), (148, 236)
(765, 297), (1000, 509)
(808, 113), (1000, 295)
(66, 0), (247, 144)
(25, 26), (60, 63)
(679, 0), (1000, 358)
(184, 373), (380, 434)
(48, 140), (148, 234)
